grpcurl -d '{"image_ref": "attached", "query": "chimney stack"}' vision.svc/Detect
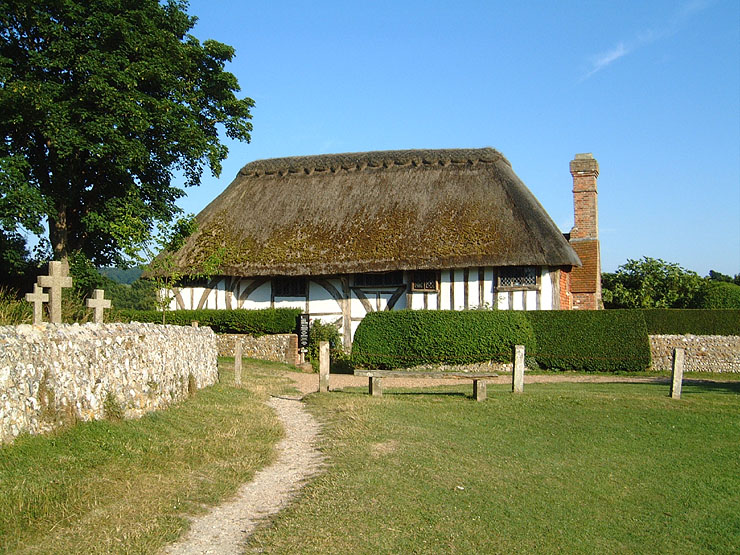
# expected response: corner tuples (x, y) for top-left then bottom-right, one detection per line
(568, 153), (601, 309)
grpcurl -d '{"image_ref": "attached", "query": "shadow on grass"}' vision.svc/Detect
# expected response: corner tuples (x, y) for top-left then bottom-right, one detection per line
(682, 380), (740, 395)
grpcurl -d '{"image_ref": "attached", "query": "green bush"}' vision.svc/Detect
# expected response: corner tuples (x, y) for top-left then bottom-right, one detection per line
(307, 319), (350, 372)
(114, 308), (302, 336)
(642, 309), (740, 336)
(351, 310), (536, 369)
(525, 310), (651, 372)
(695, 282), (740, 309)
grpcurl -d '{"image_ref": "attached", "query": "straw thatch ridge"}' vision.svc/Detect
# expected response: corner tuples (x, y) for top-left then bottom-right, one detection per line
(168, 147), (581, 277)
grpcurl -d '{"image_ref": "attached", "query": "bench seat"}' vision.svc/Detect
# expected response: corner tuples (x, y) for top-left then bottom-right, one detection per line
(352, 370), (498, 401)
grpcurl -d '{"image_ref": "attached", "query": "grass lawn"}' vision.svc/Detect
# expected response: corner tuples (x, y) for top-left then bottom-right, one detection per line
(248, 380), (740, 554)
(0, 358), (294, 554)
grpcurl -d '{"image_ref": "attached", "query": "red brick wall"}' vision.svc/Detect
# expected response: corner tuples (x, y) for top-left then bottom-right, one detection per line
(568, 154), (601, 310)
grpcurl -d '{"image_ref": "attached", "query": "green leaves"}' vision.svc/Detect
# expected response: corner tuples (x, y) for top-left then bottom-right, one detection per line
(0, 0), (253, 264)
(602, 257), (706, 309)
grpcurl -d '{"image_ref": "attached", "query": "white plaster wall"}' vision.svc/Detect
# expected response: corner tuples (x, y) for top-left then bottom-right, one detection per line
(483, 268), (495, 307)
(453, 269), (465, 310)
(439, 270), (452, 310)
(540, 267), (553, 310)
(308, 281), (342, 315)
(242, 282), (271, 310)
(468, 269), (480, 308)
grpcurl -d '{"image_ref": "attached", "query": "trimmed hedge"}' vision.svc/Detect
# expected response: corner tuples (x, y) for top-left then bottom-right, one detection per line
(642, 309), (740, 336)
(113, 308), (303, 336)
(351, 310), (536, 369)
(696, 282), (740, 309)
(525, 310), (651, 372)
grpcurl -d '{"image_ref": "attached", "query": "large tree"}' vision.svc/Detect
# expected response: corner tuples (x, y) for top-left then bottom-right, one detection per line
(0, 0), (253, 265)
(601, 257), (706, 309)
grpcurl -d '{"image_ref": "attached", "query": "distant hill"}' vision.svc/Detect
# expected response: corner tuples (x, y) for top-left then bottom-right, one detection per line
(99, 267), (144, 284)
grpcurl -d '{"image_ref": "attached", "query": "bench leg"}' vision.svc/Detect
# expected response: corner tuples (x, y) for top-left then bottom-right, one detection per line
(473, 379), (487, 402)
(369, 376), (383, 397)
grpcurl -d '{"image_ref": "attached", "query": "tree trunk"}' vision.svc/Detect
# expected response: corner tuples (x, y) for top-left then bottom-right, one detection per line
(48, 203), (69, 261)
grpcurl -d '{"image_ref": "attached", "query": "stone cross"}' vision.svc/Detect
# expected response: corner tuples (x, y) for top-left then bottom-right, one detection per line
(86, 288), (112, 323)
(25, 283), (49, 324)
(37, 261), (73, 324)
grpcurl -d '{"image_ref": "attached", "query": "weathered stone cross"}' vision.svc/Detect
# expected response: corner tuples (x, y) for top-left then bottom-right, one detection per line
(25, 283), (49, 324)
(86, 288), (112, 323)
(37, 261), (73, 324)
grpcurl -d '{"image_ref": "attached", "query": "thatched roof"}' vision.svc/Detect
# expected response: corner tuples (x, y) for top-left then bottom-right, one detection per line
(169, 147), (581, 277)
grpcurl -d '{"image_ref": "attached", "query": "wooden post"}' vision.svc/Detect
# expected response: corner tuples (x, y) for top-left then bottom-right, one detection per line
(369, 376), (383, 397)
(319, 341), (330, 392)
(234, 341), (242, 386)
(25, 283), (49, 324)
(671, 347), (684, 399)
(473, 379), (487, 402)
(512, 344), (525, 393)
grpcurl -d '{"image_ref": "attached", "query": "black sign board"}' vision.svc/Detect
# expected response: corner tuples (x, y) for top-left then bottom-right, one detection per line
(297, 314), (310, 348)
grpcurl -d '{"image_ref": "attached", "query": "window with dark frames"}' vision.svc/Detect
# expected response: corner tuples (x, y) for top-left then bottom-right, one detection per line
(354, 271), (404, 288)
(273, 277), (307, 297)
(498, 266), (537, 289)
(412, 270), (438, 292)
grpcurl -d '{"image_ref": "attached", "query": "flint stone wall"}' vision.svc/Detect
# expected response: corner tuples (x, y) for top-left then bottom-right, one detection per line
(216, 333), (299, 366)
(0, 322), (218, 444)
(649, 335), (740, 373)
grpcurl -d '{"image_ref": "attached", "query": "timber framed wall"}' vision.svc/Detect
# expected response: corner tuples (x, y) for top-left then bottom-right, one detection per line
(168, 265), (562, 346)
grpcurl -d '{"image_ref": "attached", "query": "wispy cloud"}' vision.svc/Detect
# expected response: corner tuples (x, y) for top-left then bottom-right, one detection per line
(582, 0), (712, 80)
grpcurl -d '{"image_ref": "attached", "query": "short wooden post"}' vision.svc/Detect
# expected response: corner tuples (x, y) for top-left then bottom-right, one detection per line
(512, 344), (525, 393)
(671, 347), (684, 399)
(191, 320), (199, 328)
(318, 341), (330, 392)
(473, 379), (487, 402)
(369, 376), (383, 397)
(234, 341), (242, 386)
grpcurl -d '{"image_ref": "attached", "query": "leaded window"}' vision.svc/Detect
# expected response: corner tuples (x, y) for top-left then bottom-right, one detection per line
(354, 271), (404, 287)
(498, 267), (537, 289)
(273, 277), (307, 297)
(412, 270), (438, 292)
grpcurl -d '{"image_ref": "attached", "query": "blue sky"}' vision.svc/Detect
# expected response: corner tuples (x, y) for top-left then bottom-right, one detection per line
(178, 0), (740, 276)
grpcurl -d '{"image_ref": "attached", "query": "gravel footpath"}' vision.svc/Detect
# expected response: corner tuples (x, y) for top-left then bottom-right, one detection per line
(161, 394), (324, 555)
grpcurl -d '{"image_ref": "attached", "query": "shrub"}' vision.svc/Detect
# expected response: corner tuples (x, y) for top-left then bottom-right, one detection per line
(525, 310), (651, 372)
(695, 282), (740, 309)
(642, 309), (740, 336)
(351, 310), (536, 369)
(307, 319), (348, 371)
(113, 308), (302, 336)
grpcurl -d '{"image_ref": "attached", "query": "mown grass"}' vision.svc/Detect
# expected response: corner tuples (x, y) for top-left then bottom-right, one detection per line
(248, 380), (740, 553)
(0, 358), (294, 554)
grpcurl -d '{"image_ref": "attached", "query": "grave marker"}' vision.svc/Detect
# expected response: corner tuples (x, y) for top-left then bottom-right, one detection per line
(37, 261), (73, 323)
(86, 289), (111, 323)
(25, 283), (49, 324)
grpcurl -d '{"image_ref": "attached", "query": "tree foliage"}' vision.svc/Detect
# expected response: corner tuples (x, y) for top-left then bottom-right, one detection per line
(0, 0), (253, 265)
(601, 257), (706, 309)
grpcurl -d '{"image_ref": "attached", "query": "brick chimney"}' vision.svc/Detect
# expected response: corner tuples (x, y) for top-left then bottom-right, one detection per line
(568, 153), (601, 309)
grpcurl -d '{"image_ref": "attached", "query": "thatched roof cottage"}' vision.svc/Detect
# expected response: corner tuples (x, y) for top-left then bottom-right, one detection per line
(165, 148), (601, 345)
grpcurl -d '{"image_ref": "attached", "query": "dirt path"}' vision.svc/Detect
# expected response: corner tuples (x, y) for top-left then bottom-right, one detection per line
(161, 394), (324, 555)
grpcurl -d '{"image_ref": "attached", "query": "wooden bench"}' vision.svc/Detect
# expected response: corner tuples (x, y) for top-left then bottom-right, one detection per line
(352, 370), (498, 401)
